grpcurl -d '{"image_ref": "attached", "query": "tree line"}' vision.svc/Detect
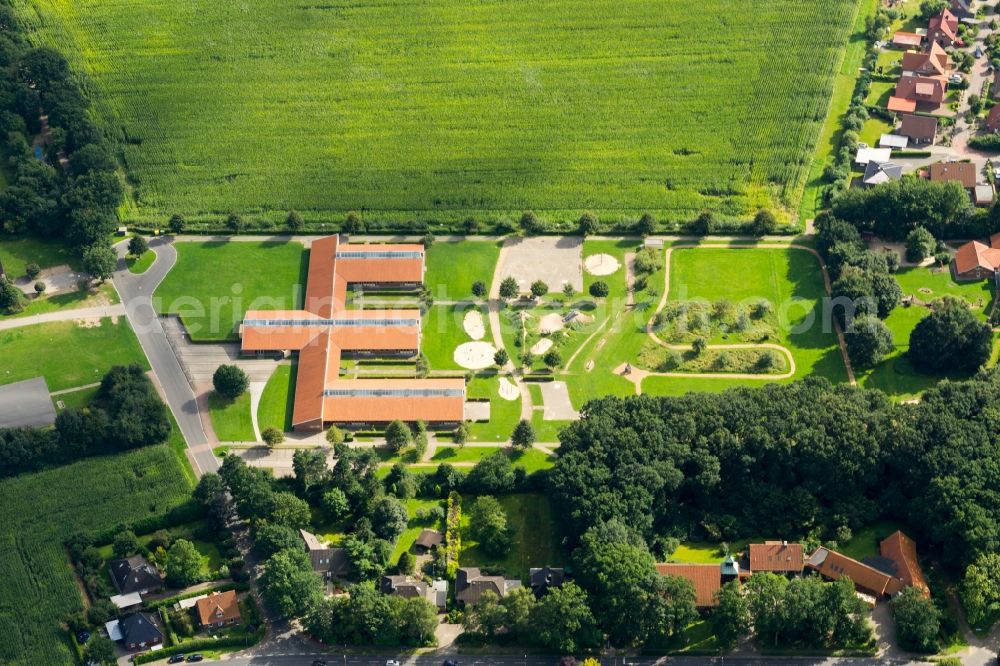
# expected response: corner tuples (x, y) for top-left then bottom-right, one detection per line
(548, 373), (1000, 571)
(0, 365), (171, 477)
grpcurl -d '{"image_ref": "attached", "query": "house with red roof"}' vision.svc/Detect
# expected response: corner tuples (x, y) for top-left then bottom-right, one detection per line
(952, 233), (1000, 281)
(656, 563), (723, 609)
(929, 7), (962, 46)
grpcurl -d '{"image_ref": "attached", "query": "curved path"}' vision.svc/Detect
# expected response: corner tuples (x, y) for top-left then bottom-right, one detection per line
(112, 237), (217, 476)
(642, 242), (855, 386)
(0, 303), (125, 331)
(486, 240), (534, 424)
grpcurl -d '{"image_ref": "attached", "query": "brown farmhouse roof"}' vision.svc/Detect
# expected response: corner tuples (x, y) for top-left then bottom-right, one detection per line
(656, 563), (721, 608)
(896, 75), (948, 104)
(240, 235), (465, 428)
(892, 32), (923, 48)
(748, 542), (804, 573)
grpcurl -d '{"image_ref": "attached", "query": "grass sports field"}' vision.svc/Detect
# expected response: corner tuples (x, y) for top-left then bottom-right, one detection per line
(0, 446), (192, 665)
(13, 0), (860, 225)
(153, 241), (307, 341)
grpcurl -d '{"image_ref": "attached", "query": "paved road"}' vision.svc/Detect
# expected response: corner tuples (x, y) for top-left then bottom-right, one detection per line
(217, 653), (936, 666)
(111, 238), (217, 476)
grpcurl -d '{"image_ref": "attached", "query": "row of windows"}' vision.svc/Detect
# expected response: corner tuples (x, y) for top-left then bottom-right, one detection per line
(324, 388), (465, 398)
(244, 318), (419, 327)
(337, 251), (423, 259)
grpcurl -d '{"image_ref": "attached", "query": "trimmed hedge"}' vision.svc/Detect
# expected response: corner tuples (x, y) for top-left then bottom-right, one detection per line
(133, 626), (265, 664)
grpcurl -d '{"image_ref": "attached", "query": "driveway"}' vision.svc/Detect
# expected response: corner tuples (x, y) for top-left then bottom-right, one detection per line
(112, 237), (218, 476)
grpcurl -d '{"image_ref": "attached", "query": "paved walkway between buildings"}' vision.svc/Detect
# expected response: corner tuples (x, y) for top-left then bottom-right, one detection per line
(0, 303), (125, 331)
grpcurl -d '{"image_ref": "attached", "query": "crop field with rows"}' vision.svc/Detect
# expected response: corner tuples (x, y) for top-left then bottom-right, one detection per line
(0, 446), (192, 665)
(12, 0), (860, 225)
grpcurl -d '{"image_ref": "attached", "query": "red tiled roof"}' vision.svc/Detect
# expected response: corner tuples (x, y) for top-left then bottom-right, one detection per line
(748, 542), (804, 573)
(929, 8), (960, 44)
(195, 591), (241, 626)
(896, 75), (947, 104)
(242, 235), (463, 429)
(888, 96), (918, 113)
(901, 44), (948, 77)
(953, 240), (1000, 276)
(880, 531), (930, 597)
(806, 548), (897, 597)
(656, 563), (721, 607)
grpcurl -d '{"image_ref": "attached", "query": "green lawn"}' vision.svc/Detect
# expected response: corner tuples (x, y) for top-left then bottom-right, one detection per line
(875, 50), (903, 76)
(563, 241), (658, 407)
(257, 363), (295, 432)
(53, 385), (100, 411)
(858, 266), (996, 399)
(530, 410), (572, 444)
(430, 445), (501, 464)
(466, 374), (521, 442)
(15, 0), (859, 225)
(669, 538), (757, 564)
(2, 282), (120, 321)
(392, 497), (446, 561)
(126, 250), (156, 274)
(866, 81), (896, 107)
(0, 318), (149, 391)
(651, 247), (848, 393)
(208, 392), (256, 442)
(0, 236), (81, 276)
(837, 520), (908, 561)
(858, 117), (893, 148)
(422, 303), (485, 371)
(96, 520), (224, 579)
(459, 493), (565, 581)
(424, 241), (501, 300)
(154, 241), (307, 341)
(0, 446), (192, 665)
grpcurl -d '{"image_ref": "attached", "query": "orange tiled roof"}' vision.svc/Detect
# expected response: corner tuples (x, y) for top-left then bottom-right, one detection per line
(748, 542), (804, 573)
(195, 590), (240, 626)
(893, 32), (923, 48)
(806, 548), (896, 597)
(888, 96), (918, 113)
(953, 240), (1000, 276)
(656, 563), (721, 607)
(880, 531), (930, 597)
(243, 235), (463, 428)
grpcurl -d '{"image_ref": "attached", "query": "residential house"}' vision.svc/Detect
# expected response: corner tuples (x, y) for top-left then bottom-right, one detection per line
(863, 161), (903, 187)
(928, 7), (961, 47)
(891, 31), (923, 49)
(900, 42), (949, 77)
(195, 590), (242, 629)
(895, 74), (949, 111)
(109, 555), (163, 596)
(529, 566), (567, 597)
(299, 529), (350, 579)
(952, 234), (1000, 280)
(899, 113), (938, 144)
(455, 567), (521, 606)
(929, 161), (977, 191)
(380, 575), (448, 610)
(413, 529), (443, 554)
(747, 541), (805, 576)
(876, 531), (930, 598)
(987, 105), (1000, 132)
(806, 547), (901, 598)
(656, 563), (722, 609)
(108, 612), (164, 652)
